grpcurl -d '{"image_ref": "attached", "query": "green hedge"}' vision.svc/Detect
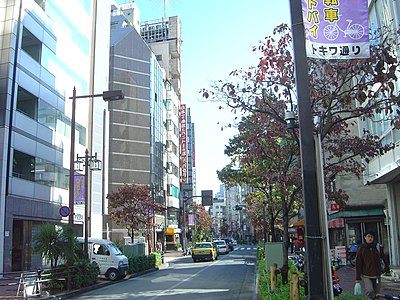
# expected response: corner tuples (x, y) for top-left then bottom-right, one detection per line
(128, 254), (156, 274)
(256, 248), (363, 299)
(257, 245), (305, 300)
(151, 252), (163, 266)
(70, 259), (100, 289)
(43, 259), (99, 294)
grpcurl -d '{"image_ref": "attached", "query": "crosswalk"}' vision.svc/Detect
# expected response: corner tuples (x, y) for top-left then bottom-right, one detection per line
(234, 246), (257, 251)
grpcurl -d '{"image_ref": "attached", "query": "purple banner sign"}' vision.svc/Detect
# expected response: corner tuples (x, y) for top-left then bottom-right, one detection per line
(74, 175), (85, 204)
(302, 0), (370, 59)
(188, 214), (195, 226)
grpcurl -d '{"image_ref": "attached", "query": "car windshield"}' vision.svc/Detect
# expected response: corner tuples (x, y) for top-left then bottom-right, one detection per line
(195, 243), (211, 248)
(107, 243), (123, 255)
(214, 241), (225, 245)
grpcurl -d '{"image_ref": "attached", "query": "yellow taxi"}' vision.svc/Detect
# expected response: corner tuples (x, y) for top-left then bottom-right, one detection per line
(191, 242), (218, 262)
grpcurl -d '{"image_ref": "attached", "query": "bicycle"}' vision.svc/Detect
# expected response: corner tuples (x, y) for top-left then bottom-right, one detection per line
(323, 19), (364, 41)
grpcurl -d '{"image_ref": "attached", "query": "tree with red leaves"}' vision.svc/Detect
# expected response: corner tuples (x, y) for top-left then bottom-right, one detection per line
(218, 111), (302, 282)
(205, 23), (399, 283)
(107, 184), (165, 244)
(187, 202), (213, 242)
(203, 24), (399, 206)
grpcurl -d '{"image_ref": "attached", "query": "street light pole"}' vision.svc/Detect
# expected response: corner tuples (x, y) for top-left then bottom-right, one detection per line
(83, 150), (89, 259)
(289, 0), (326, 299)
(68, 87), (77, 225)
(181, 195), (202, 252)
(68, 87), (124, 226)
(75, 149), (101, 260)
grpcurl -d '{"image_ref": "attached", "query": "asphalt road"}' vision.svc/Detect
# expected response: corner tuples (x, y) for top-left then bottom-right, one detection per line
(73, 246), (258, 300)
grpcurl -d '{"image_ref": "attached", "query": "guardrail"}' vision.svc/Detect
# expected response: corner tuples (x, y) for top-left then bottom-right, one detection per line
(0, 266), (77, 299)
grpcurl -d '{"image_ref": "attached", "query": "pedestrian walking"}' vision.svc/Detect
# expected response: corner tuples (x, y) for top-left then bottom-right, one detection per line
(355, 231), (390, 298)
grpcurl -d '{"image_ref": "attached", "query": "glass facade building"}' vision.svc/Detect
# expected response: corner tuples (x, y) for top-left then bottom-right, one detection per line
(0, 0), (110, 272)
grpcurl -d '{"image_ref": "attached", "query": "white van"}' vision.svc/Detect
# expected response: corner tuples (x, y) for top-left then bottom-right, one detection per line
(77, 237), (129, 281)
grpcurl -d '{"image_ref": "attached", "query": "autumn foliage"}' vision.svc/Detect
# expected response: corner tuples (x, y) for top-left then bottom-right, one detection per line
(204, 23), (399, 207)
(204, 23), (399, 281)
(187, 202), (213, 242)
(107, 184), (165, 243)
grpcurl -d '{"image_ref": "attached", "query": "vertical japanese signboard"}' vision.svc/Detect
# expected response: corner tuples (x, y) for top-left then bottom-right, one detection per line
(302, 0), (369, 59)
(180, 104), (188, 183)
(74, 175), (85, 204)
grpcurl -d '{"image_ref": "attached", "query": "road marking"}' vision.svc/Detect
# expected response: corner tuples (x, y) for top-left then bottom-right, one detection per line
(149, 258), (221, 299)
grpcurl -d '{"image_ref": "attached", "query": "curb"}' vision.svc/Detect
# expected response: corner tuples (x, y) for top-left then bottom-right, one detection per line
(43, 268), (160, 299)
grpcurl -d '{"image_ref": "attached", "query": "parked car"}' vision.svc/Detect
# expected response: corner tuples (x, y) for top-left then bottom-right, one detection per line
(77, 237), (128, 281)
(191, 242), (218, 262)
(223, 238), (234, 251)
(214, 240), (229, 255)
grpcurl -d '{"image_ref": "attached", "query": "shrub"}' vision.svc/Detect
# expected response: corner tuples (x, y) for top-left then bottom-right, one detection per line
(70, 260), (99, 289)
(257, 257), (306, 299)
(151, 252), (163, 266)
(42, 260), (99, 294)
(128, 255), (156, 274)
(257, 245), (265, 260)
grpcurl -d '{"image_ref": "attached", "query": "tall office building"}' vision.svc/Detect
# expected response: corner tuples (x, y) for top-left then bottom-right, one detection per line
(164, 82), (181, 249)
(0, 0), (110, 272)
(108, 3), (165, 244)
(181, 107), (196, 199)
(141, 16), (182, 102)
(140, 13), (186, 248)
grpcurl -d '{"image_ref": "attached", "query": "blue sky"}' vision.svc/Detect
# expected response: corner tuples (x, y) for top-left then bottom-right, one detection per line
(127, 0), (291, 195)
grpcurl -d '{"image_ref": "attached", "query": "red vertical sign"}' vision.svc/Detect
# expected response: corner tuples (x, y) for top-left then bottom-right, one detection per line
(180, 104), (187, 183)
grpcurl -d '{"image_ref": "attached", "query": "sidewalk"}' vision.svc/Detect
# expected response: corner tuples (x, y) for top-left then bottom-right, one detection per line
(336, 265), (400, 297)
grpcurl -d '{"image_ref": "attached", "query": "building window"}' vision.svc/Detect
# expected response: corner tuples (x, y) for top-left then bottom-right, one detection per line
(17, 87), (38, 120)
(12, 150), (35, 181)
(21, 27), (42, 63)
(167, 162), (179, 177)
(12, 150), (69, 189)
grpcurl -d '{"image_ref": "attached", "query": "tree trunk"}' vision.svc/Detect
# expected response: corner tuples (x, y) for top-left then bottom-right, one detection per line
(130, 228), (134, 244)
(269, 208), (276, 242)
(281, 201), (290, 284)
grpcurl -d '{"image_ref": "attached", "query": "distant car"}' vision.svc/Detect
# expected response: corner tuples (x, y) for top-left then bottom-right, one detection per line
(231, 239), (237, 246)
(214, 240), (229, 255)
(191, 242), (218, 262)
(223, 238), (234, 251)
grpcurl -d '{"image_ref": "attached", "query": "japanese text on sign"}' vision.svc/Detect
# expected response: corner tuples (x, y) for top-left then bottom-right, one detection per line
(302, 0), (369, 59)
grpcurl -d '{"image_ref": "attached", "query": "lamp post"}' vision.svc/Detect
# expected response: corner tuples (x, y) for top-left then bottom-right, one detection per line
(68, 87), (124, 225)
(75, 149), (102, 260)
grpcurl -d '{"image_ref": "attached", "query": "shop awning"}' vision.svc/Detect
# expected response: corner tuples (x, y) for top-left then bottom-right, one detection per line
(328, 208), (384, 219)
(328, 217), (344, 229)
(291, 219), (304, 227)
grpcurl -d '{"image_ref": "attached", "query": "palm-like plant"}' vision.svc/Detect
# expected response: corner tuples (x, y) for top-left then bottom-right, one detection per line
(33, 223), (79, 268)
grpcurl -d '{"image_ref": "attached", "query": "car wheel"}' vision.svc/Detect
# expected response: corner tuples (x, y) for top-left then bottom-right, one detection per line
(106, 269), (120, 281)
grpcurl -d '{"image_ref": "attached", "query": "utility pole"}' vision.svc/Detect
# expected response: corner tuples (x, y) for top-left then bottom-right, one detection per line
(289, 0), (326, 298)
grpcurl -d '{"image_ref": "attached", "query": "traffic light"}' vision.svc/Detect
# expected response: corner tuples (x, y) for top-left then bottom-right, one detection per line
(232, 205), (243, 211)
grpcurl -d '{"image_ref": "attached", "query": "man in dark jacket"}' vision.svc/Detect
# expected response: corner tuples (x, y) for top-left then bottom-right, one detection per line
(355, 231), (390, 298)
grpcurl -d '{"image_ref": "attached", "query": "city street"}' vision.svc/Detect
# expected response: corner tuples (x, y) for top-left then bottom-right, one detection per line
(73, 246), (257, 300)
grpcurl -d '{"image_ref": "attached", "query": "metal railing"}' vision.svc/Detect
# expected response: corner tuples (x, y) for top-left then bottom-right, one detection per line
(0, 266), (77, 299)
